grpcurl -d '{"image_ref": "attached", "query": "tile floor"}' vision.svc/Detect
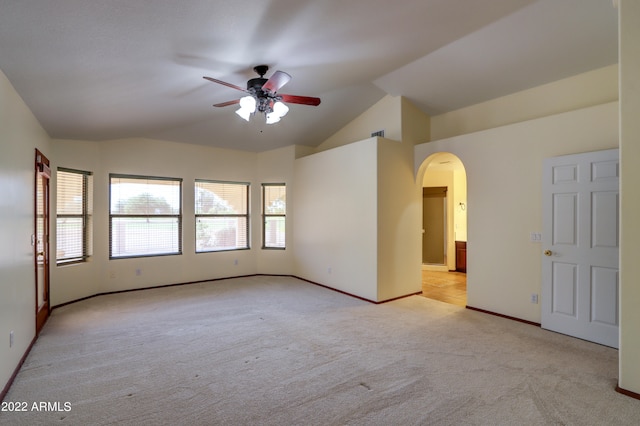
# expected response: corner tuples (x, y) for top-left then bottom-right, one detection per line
(421, 270), (467, 307)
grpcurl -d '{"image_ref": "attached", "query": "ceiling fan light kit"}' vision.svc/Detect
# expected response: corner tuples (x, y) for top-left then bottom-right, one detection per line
(204, 65), (320, 125)
(235, 95), (256, 121)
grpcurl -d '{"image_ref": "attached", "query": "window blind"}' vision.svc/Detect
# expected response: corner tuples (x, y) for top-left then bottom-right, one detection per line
(262, 183), (286, 249)
(109, 175), (182, 258)
(195, 180), (249, 252)
(56, 168), (93, 264)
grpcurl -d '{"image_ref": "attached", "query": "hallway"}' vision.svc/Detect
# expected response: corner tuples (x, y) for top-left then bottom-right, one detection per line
(421, 270), (467, 307)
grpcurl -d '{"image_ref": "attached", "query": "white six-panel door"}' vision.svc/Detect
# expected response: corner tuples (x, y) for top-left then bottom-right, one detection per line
(542, 149), (619, 348)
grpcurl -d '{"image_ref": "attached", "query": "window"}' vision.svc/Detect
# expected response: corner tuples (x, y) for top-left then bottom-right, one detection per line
(56, 168), (93, 265)
(262, 183), (286, 249)
(109, 174), (182, 259)
(195, 180), (249, 252)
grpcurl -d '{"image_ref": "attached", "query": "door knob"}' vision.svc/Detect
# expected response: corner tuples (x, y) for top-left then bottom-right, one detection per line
(544, 249), (552, 256)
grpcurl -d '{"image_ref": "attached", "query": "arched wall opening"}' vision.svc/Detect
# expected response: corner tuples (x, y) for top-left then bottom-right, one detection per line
(417, 152), (468, 306)
(418, 152), (467, 271)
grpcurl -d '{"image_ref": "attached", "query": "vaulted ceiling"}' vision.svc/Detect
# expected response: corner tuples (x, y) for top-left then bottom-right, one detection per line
(0, 0), (618, 152)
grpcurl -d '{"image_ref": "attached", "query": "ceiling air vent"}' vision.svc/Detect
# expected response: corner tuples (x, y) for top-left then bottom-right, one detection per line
(371, 129), (385, 138)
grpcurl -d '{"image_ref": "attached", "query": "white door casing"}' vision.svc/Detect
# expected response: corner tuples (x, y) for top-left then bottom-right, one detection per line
(542, 149), (619, 348)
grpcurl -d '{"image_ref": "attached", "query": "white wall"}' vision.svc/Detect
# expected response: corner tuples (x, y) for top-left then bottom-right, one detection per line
(0, 70), (51, 391)
(293, 139), (378, 301)
(619, 0), (640, 396)
(50, 137), (296, 306)
(416, 102), (619, 323)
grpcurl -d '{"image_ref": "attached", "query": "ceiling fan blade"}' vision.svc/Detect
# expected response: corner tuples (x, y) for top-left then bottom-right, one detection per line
(213, 99), (241, 107)
(203, 76), (247, 92)
(262, 71), (291, 94)
(280, 94), (321, 106)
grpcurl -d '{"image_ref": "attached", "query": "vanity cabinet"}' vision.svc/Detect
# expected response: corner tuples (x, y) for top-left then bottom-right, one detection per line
(455, 241), (467, 273)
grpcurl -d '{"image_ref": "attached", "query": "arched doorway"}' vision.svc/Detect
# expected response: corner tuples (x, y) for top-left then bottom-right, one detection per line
(419, 152), (467, 306)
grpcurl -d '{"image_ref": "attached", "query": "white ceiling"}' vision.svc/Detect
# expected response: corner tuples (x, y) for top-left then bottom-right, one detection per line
(0, 0), (618, 152)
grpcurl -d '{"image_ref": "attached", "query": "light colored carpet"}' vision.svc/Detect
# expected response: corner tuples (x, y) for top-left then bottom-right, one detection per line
(1, 275), (639, 425)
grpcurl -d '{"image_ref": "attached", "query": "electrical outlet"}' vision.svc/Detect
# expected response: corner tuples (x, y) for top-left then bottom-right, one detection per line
(136, 268), (142, 276)
(10, 331), (14, 348)
(531, 293), (539, 304)
(327, 267), (332, 274)
(234, 259), (238, 266)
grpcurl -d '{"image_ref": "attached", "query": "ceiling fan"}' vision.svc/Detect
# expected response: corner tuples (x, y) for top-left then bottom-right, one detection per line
(203, 65), (321, 124)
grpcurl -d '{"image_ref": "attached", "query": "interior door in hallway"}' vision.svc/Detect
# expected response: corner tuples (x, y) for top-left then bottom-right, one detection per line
(541, 148), (619, 348)
(35, 149), (51, 335)
(422, 187), (446, 264)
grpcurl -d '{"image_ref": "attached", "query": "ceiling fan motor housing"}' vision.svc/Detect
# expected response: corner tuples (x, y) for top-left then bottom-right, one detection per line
(247, 78), (275, 112)
(247, 77), (268, 93)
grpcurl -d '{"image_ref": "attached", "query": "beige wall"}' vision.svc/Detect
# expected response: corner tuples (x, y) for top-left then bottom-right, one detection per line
(377, 137), (422, 301)
(293, 139), (378, 300)
(619, 0), (640, 395)
(316, 95), (431, 152)
(0, 70), (51, 390)
(400, 97), (431, 145)
(308, 95), (429, 301)
(4, 11), (638, 397)
(316, 95), (403, 151)
(416, 102), (619, 323)
(293, 136), (422, 302)
(255, 145), (297, 274)
(453, 167), (468, 242)
(431, 64), (619, 141)
(50, 138), (298, 306)
(50, 140), (102, 304)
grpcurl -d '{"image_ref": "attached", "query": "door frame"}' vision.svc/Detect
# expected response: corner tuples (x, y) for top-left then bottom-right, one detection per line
(34, 149), (51, 335)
